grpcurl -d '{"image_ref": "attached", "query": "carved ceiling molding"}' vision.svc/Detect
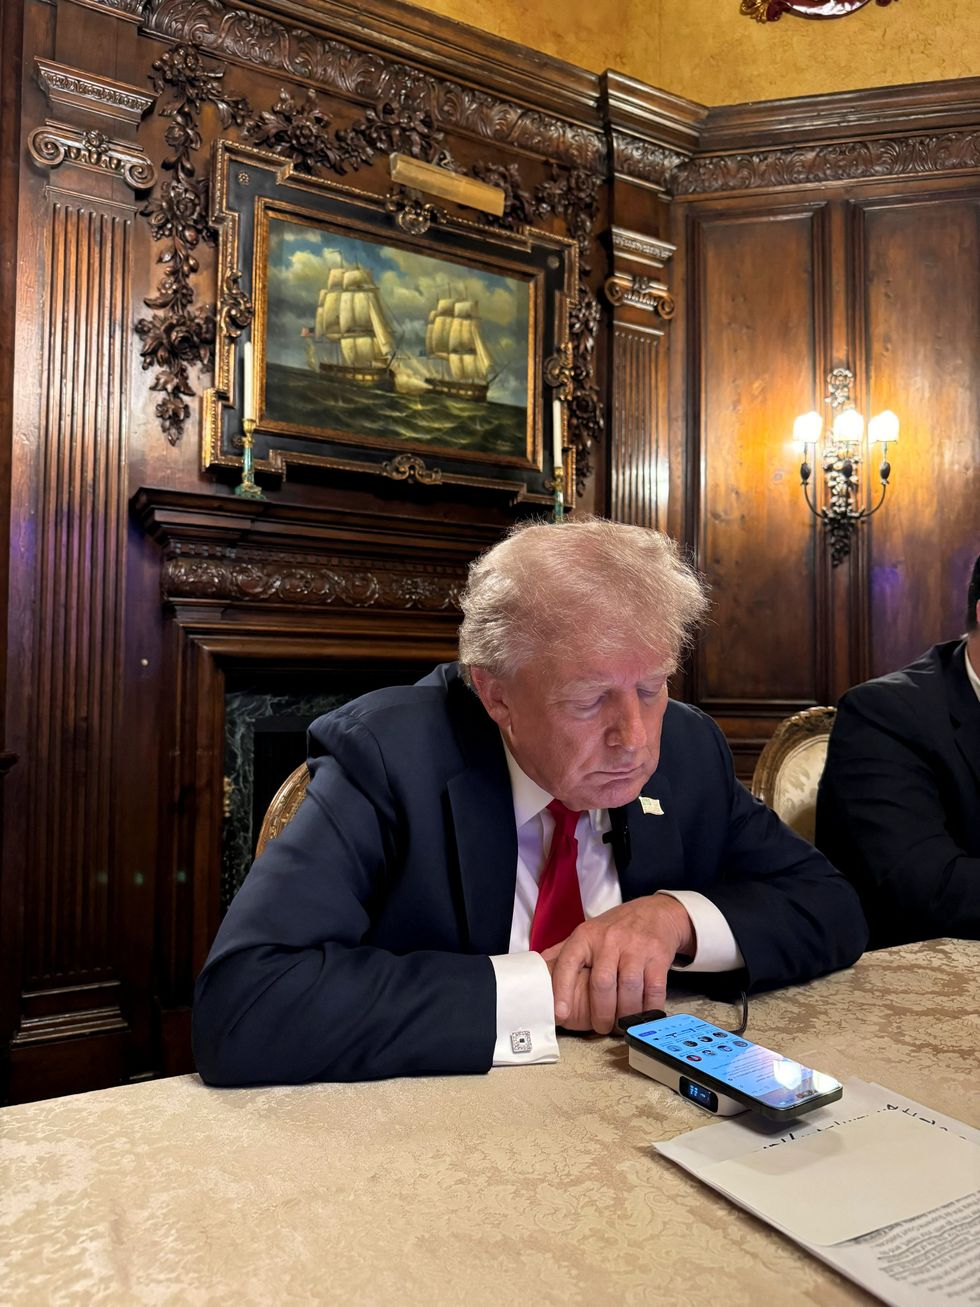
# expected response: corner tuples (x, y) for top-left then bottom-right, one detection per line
(143, 0), (607, 172)
(28, 121), (156, 190)
(610, 132), (687, 192)
(68, 0), (147, 21)
(35, 59), (158, 125)
(162, 545), (464, 612)
(609, 225), (675, 273)
(674, 129), (980, 195)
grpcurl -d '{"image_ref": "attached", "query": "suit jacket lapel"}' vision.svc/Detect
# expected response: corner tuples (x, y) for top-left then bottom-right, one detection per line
(445, 678), (517, 956)
(946, 643), (980, 794)
(615, 773), (686, 901)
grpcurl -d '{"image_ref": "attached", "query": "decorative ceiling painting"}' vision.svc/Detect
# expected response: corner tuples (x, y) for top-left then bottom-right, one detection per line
(741, 0), (897, 21)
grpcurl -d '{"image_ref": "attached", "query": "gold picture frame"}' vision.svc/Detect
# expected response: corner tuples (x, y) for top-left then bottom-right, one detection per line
(204, 141), (577, 504)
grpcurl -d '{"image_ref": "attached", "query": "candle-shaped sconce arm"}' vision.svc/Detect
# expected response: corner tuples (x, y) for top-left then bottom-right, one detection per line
(866, 410), (898, 514)
(792, 412), (821, 520)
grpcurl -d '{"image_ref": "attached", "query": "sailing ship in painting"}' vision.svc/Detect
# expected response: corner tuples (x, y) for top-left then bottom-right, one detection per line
(302, 264), (497, 402)
(422, 295), (497, 402)
(301, 264), (398, 390)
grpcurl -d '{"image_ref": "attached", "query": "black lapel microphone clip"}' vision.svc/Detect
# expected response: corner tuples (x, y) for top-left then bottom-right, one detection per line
(601, 806), (631, 868)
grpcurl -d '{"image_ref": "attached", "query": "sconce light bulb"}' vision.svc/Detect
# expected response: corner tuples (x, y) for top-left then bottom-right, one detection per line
(793, 411), (822, 447)
(868, 409), (899, 445)
(832, 407), (864, 444)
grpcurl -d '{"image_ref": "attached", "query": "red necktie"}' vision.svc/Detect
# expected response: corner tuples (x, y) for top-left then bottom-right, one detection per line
(529, 799), (585, 953)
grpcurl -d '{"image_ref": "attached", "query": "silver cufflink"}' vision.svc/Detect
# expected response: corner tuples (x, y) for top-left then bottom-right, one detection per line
(510, 1030), (532, 1055)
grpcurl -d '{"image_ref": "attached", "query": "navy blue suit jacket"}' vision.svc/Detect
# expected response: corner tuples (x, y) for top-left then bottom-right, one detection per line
(816, 640), (980, 947)
(193, 664), (866, 1085)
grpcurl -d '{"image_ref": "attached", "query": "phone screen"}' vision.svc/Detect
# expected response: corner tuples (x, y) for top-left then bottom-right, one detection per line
(627, 1014), (841, 1113)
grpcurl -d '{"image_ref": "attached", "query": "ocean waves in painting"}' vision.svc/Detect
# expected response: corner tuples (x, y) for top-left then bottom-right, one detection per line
(265, 362), (529, 459)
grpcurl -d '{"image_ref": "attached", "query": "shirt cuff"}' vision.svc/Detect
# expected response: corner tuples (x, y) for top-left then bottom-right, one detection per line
(488, 952), (560, 1066)
(656, 890), (744, 972)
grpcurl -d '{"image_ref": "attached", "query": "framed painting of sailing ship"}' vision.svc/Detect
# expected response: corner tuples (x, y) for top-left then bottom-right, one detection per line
(204, 142), (578, 506)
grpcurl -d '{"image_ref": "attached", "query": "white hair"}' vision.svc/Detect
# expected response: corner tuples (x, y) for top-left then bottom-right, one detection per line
(458, 517), (709, 683)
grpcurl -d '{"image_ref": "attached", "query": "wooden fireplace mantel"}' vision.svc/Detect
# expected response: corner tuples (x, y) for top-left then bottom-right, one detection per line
(133, 486), (505, 1075)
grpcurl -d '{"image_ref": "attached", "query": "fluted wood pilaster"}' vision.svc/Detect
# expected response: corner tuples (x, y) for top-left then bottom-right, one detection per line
(16, 191), (132, 1048)
(609, 325), (666, 527)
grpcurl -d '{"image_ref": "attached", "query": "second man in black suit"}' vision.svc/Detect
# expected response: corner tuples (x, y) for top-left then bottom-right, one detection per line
(816, 553), (980, 947)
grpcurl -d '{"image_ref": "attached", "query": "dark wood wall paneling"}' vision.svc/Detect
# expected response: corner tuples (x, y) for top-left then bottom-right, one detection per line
(857, 191), (980, 677)
(0, 0), (26, 1075)
(2, 0), (979, 1102)
(669, 96), (980, 776)
(3, 3), (150, 1097)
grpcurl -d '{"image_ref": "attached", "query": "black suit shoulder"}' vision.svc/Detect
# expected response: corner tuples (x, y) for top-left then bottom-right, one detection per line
(817, 639), (980, 946)
(837, 642), (948, 715)
(308, 662), (500, 790)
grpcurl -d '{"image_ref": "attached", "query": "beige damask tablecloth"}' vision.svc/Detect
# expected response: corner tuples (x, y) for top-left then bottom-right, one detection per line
(2, 938), (978, 1306)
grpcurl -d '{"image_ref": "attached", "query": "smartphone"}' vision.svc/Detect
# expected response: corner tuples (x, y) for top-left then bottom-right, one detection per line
(625, 1013), (843, 1121)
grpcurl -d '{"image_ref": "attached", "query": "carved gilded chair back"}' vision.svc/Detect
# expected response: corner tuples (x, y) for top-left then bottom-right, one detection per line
(255, 762), (311, 858)
(750, 706), (837, 844)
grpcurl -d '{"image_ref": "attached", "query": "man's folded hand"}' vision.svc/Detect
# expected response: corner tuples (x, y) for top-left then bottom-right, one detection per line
(545, 895), (696, 1035)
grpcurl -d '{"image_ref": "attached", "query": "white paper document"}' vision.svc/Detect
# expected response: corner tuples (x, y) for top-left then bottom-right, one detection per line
(655, 1079), (980, 1306)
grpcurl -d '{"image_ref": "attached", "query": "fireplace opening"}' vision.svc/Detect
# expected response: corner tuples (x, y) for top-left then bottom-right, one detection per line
(222, 661), (433, 908)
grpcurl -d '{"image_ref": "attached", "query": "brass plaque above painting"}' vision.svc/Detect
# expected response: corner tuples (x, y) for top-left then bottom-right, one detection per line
(204, 142), (577, 505)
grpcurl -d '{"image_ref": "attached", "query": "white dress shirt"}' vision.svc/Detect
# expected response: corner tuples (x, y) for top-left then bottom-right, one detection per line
(489, 746), (744, 1066)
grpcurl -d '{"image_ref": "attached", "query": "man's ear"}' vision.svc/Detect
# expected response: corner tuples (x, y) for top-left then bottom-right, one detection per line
(469, 667), (512, 730)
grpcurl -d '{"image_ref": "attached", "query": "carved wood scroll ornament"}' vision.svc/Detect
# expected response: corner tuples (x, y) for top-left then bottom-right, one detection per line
(741, 0), (897, 19)
(29, 123), (156, 190)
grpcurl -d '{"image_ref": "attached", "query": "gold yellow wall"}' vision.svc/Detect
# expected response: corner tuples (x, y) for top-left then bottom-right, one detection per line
(412, 0), (980, 106)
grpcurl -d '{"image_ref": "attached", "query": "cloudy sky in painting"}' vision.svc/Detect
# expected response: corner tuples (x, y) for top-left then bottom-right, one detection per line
(263, 217), (530, 407)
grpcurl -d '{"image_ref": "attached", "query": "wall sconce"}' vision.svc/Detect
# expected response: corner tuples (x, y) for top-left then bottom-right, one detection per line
(793, 367), (898, 567)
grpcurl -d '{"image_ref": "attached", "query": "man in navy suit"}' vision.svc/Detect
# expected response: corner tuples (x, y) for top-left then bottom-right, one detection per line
(816, 554), (980, 948)
(193, 519), (867, 1085)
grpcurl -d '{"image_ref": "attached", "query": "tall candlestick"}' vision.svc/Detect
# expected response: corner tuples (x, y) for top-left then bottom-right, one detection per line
(235, 416), (265, 501)
(242, 341), (254, 423)
(551, 397), (564, 522)
(235, 340), (265, 500)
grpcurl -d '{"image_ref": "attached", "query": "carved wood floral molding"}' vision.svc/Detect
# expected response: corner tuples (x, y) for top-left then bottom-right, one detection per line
(673, 130), (980, 195)
(162, 546), (464, 611)
(610, 133), (687, 192)
(135, 45), (250, 444)
(143, 0), (606, 172)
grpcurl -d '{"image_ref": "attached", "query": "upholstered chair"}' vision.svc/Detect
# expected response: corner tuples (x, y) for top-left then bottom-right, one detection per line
(751, 706), (836, 843)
